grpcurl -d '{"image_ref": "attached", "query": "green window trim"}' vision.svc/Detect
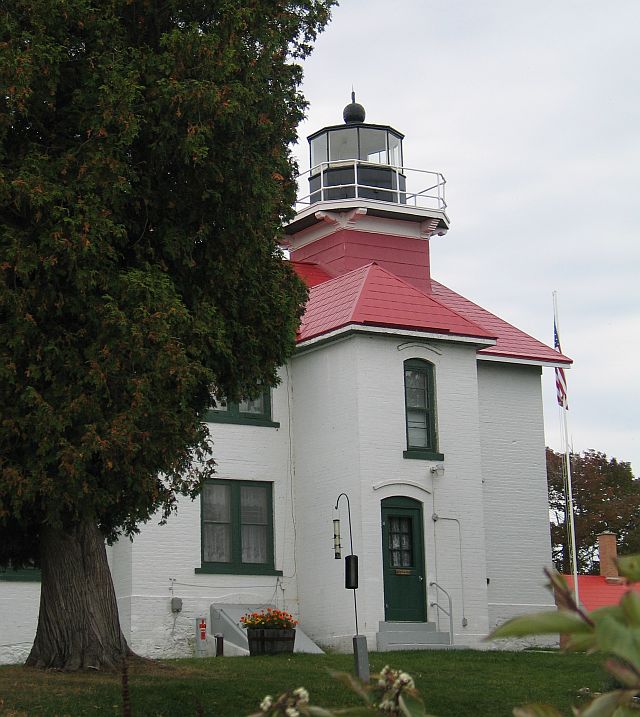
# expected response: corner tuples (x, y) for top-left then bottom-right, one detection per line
(0, 566), (41, 582)
(197, 479), (280, 576)
(403, 449), (445, 461)
(204, 388), (280, 428)
(403, 358), (440, 458)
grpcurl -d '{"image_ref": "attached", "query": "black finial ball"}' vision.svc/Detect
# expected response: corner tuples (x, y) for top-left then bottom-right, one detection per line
(343, 91), (365, 124)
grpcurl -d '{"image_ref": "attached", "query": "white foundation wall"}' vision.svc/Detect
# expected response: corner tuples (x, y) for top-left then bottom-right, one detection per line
(0, 580), (40, 664)
(111, 368), (298, 659)
(291, 334), (490, 650)
(477, 360), (557, 647)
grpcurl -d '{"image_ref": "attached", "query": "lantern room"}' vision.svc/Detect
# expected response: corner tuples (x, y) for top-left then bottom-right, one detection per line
(285, 94), (449, 238)
(307, 93), (406, 204)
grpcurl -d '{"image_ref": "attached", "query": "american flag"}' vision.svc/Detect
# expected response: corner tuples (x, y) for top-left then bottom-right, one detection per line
(554, 320), (568, 409)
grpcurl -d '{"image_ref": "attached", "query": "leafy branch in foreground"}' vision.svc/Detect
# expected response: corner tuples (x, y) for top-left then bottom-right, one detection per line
(489, 554), (640, 716)
(247, 666), (434, 717)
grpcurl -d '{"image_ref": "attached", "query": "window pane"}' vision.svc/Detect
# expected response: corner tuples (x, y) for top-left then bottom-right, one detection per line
(406, 388), (427, 409)
(242, 525), (267, 563)
(405, 369), (426, 390)
(388, 133), (402, 167)
(359, 127), (387, 164)
(311, 134), (328, 168)
(329, 128), (358, 161)
(202, 484), (230, 522)
(408, 426), (429, 448)
(240, 486), (268, 524)
(203, 524), (231, 562)
(239, 394), (265, 415)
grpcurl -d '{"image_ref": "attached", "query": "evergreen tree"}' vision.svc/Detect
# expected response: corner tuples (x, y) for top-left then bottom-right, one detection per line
(0, 0), (334, 669)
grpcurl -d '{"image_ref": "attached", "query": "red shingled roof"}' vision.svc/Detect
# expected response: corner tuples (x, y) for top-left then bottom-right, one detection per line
(564, 575), (640, 611)
(291, 259), (572, 364)
(291, 260), (333, 287)
(297, 263), (495, 343)
(430, 280), (572, 365)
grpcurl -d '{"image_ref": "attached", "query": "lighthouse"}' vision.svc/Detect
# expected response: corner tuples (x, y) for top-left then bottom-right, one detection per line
(285, 94), (449, 295)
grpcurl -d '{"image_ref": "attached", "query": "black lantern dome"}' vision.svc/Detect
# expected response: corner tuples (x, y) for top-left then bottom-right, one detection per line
(343, 91), (366, 123)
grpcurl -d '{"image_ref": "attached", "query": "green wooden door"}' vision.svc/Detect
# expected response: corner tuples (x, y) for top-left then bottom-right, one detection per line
(381, 497), (426, 622)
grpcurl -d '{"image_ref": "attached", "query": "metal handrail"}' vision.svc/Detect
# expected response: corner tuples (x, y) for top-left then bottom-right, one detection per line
(429, 581), (454, 646)
(295, 159), (447, 213)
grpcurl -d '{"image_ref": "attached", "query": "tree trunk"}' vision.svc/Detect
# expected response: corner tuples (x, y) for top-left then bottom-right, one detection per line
(26, 518), (131, 670)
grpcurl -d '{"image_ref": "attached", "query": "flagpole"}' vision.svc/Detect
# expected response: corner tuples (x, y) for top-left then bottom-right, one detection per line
(553, 291), (580, 606)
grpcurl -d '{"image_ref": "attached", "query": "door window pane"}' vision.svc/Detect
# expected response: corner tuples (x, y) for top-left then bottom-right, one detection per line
(388, 517), (413, 567)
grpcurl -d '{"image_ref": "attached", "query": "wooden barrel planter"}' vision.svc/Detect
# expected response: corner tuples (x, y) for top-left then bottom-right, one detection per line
(247, 628), (296, 656)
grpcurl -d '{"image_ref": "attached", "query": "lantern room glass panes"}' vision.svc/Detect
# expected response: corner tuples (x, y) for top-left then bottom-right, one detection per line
(404, 359), (437, 453)
(388, 133), (402, 167)
(328, 127), (358, 161)
(310, 133), (328, 168)
(388, 517), (413, 567)
(359, 127), (388, 164)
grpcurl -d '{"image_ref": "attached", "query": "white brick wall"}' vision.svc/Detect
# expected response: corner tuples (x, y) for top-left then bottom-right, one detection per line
(477, 360), (557, 647)
(110, 367), (299, 658)
(0, 581), (40, 664)
(292, 334), (490, 649)
(1, 346), (558, 663)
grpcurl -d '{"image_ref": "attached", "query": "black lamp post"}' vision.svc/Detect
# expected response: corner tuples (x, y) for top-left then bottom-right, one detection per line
(334, 492), (369, 682)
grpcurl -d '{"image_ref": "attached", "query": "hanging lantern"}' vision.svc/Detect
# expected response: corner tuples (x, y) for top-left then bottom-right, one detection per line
(333, 518), (342, 559)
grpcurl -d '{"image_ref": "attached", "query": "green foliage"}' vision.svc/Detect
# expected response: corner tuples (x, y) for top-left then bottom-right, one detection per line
(489, 557), (640, 716)
(0, 0), (335, 562)
(248, 666), (434, 717)
(546, 448), (640, 574)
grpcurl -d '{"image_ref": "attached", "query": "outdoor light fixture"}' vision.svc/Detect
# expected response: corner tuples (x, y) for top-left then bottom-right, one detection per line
(333, 491), (369, 682)
(430, 464), (445, 478)
(333, 518), (342, 559)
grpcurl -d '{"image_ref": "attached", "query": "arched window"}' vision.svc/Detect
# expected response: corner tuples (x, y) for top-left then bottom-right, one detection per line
(403, 359), (443, 460)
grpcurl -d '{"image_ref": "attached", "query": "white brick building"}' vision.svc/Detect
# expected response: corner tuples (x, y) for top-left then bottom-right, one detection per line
(0, 98), (571, 662)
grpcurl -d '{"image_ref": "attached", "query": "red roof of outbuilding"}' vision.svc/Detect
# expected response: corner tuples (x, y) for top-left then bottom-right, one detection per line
(297, 263), (495, 343)
(564, 575), (640, 611)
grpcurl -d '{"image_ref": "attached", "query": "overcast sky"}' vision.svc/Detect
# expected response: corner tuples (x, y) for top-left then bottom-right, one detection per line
(292, 0), (639, 475)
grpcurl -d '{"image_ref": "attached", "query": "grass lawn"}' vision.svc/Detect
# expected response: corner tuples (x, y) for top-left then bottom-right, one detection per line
(0, 649), (604, 716)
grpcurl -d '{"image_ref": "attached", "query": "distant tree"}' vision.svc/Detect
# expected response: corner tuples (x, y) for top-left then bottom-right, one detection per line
(547, 448), (640, 574)
(0, 0), (334, 669)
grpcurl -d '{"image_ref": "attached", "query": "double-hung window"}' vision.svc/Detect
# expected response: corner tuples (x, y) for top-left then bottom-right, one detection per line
(403, 359), (444, 461)
(196, 479), (281, 575)
(205, 387), (279, 428)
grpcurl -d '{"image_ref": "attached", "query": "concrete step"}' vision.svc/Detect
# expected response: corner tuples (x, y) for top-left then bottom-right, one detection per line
(378, 621), (437, 633)
(376, 621), (452, 651)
